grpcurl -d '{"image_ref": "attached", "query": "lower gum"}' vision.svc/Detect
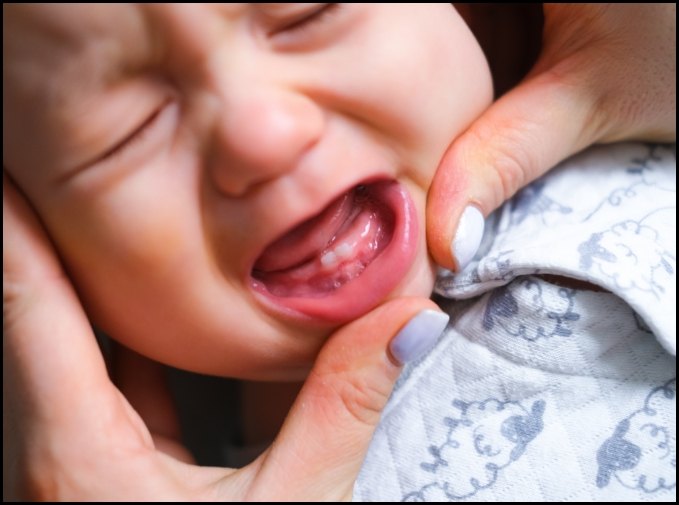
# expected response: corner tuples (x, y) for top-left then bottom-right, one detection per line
(269, 259), (367, 297)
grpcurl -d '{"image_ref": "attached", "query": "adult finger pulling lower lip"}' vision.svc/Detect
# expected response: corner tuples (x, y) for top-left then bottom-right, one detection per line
(239, 297), (448, 501)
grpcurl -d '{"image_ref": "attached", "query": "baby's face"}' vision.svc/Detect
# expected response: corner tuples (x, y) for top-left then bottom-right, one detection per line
(4, 4), (491, 379)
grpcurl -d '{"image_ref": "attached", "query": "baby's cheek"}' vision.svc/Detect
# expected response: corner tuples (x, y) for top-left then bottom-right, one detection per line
(37, 187), (189, 335)
(374, 6), (492, 186)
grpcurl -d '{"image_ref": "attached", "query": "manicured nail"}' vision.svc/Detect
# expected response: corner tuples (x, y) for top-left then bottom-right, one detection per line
(389, 310), (450, 365)
(450, 205), (484, 271)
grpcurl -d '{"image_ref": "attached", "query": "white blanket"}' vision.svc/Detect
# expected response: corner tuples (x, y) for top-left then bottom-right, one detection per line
(355, 142), (676, 502)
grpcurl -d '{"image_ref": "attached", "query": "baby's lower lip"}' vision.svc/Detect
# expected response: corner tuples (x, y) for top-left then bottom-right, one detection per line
(250, 180), (418, 323)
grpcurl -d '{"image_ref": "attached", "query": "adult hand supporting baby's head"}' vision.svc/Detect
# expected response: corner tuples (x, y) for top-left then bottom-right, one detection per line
(429, 4), (676, 271)
(3, 171), (447, 501)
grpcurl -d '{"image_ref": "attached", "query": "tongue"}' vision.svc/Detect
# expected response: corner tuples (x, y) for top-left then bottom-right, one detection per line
(254, 190), (353, 272)
(253, 183), (395, 297)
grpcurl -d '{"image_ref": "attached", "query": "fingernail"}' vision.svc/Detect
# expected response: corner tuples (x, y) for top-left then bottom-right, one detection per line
(451, 205), (484, 271)
(389, 310), (450, 365)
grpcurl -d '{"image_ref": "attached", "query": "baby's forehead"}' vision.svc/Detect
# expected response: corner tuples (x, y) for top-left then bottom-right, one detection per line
(4, 3), (307, 79)
(4, 3), (344, 182)
(3, 4), (294, 115)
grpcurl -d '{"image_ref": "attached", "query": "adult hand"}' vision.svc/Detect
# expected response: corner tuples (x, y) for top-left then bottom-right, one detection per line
(3, 173), (448, 501)
(429, 3), (676, 271)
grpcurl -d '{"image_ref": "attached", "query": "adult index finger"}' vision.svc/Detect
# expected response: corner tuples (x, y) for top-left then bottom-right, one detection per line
(238, 297), (449, 501)
(3, 173), (131, 433)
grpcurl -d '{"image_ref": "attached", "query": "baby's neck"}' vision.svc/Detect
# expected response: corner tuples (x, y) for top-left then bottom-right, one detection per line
(239, 380), (303, 446)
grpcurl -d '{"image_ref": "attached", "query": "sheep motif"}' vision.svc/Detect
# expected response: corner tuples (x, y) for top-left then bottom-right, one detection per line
(403, 398), (545, 501)
(482, 277), (580, 341)
(596, 379), (676, 493)
(578, 220), (674, 297)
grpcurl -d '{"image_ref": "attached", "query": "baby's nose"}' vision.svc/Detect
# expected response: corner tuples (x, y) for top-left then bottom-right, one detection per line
(207, 88), (324, 196)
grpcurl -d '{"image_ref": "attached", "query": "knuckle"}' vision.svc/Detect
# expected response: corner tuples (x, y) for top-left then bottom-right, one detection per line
(465, 123), (533, 206)
(3, 279), (34, 334)
(335, 372), (390, 428)
(490, 143), (530, 205)
(3, 271), (70, 336)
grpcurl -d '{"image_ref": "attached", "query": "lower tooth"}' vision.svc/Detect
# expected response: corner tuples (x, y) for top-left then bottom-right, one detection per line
(320, 251), (338, 268)
(334, 243), (353, 259)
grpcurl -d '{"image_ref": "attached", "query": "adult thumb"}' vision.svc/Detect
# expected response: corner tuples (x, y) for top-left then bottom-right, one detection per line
(427, 68), (598, 271)
(246, 298), (449, 501)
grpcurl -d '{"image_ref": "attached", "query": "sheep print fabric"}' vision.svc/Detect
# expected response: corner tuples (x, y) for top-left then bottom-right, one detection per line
(354, 142), (676, 502)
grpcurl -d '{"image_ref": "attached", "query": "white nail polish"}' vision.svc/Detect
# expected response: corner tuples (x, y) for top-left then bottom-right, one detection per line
(450, 206), (484, 271)
(389, 310), (450, 365)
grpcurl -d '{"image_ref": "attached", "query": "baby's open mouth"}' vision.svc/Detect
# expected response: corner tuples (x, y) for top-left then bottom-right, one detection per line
(253, 183), (394, 297)
(250, 180), (418, 322)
